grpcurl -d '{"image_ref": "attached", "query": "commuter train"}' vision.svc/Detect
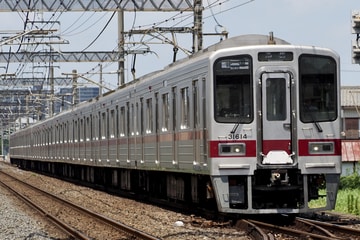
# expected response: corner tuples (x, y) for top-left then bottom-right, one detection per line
(10, 34), (342, 215)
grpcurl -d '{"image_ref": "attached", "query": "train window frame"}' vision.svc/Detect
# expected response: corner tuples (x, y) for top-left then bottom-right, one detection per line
(299, 54), (337, 123)
(213, 55), (254, 124)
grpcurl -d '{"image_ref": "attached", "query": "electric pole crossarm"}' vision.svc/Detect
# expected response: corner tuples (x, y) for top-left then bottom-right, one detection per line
(0, 0), (194, 11)
(0, 51), (148, 63)
(0, 77), (72, 86)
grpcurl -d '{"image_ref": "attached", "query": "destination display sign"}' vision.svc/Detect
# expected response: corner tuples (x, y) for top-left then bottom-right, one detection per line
(258, 52), (293, 61)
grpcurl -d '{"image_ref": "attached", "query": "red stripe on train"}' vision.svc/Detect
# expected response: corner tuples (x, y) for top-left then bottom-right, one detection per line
(298, 139), (341, 156)
(209, 140), (257, 158)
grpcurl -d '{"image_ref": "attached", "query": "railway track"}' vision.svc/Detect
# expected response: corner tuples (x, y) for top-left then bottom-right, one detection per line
(237, 217), (360, 240)
(0, 169), (160, 240)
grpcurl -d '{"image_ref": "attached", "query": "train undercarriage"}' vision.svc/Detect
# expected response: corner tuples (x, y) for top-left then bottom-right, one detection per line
(10, 158), (339, 214)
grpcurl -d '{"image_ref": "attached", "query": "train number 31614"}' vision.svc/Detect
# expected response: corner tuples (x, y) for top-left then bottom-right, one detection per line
(228, 133), (247, 139)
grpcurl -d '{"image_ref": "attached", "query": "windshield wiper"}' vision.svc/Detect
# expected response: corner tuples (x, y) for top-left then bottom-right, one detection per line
(304, 104), (323, 132)
(313, 121), (323, 132)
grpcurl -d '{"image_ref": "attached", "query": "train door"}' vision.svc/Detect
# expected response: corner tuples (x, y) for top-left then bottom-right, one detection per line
(140, 98), (145, 163)
(154, 93), (159, 164)
(192, 80), (200, 166)
(260, 72), (294, 165)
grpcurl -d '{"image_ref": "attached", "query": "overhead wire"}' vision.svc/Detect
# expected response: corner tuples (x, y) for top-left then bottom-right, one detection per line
(81, 11), (117, 52)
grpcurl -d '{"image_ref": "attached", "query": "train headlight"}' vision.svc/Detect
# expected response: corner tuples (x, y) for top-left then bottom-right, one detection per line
(309, 142), (334, 154)
(219, 143), (246, 156)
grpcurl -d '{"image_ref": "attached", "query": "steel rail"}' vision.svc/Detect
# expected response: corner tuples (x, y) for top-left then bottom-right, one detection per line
(236, 219), (272, 240)
(247, 219), (345, 240)
(297, 217), (360, 239)
(0, 175), (90, 240)
(0, 170), (160, 240)
(296, 218), (338, 238)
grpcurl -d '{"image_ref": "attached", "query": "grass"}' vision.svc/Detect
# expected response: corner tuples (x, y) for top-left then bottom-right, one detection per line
(335, 189), (360, 215)
(309, 173), (360, 216)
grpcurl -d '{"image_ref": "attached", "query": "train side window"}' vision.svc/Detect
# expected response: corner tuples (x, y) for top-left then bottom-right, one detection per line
(69, 121), (72, 143)
(135, 102), (140, 135)
(120, 106), (126, 137)
(86, 117), (91, 141)
(162, 93), (170, 132)
(97, 113), (101, 141)
(214, 55), (253, 123)
(193, 80), (199, 127)
(101, 112), (106, 139)
(55, 125), (59, 144)
(146, 98), (153, 134)
(60, 124), (63, 144)
(110, 109), (115, 138)
(140, 98), (144, 135)
(299, 55), (337, 123)
(74, 120), (78, 143)
(130, 103), (135, 135)
(115, 106), (119, 138)
(80, 118), (84, 142)
(180, 87), (190, 129)
(126, 102), (130, 137)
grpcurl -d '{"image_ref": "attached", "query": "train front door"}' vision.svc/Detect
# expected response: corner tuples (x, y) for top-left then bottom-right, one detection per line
(260, 72), (294, 165)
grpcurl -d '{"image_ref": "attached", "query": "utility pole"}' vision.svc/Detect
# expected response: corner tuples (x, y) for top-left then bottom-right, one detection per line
(99, 64), (103, 97)
(49, 65), (54, 117)
(193, 0), (203, 52)
(72, 70), (78, 105)
(352, 10), (360, 64)
(118, 10), (125, 86)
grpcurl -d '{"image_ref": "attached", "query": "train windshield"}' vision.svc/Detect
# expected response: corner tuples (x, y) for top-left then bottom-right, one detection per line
(299, 54), (337, 123)
(214, 55), (253, 123)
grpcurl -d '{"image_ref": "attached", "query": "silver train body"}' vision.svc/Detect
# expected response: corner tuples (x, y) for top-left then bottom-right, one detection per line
(10, 35), (341, 214)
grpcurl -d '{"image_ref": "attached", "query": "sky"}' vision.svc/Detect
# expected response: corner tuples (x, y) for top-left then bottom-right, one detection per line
(0, 0), (359, 90)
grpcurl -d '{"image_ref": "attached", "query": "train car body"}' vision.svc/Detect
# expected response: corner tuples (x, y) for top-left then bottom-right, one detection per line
(10, 34), (341, 215)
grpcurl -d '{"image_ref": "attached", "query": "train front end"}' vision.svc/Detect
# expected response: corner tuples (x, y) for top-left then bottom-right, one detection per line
(209, 39), (341, 214)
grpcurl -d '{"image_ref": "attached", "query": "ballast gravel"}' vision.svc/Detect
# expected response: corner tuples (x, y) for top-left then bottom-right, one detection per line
(0, 189), (56, 240)
(0, 159), (250, 240)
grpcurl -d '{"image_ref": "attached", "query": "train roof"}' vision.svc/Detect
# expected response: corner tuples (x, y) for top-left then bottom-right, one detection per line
(135, 34), (291, 84)
(201, 33), (290, 53)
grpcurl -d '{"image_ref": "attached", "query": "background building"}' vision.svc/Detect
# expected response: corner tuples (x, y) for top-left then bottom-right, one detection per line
(341, 86), (360, 175)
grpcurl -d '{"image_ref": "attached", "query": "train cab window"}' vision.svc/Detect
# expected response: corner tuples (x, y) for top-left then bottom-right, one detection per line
(299, 55), (337, 123)
(266, 78), (286, 121)
(214, 55), (253, 123)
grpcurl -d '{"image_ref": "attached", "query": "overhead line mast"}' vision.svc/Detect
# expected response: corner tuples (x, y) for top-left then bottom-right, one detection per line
(0, 0), (232, 131)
